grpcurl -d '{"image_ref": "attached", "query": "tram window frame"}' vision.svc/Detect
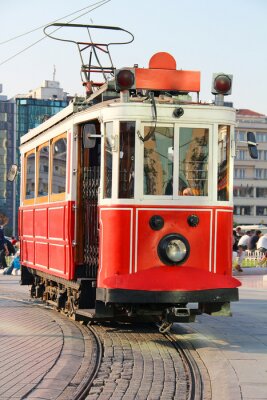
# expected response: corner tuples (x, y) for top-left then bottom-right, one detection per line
(24, 149), (36, 204)
(103, 122), (113, 199)
(143, 125), (174, 196)
(178, 127), (209, 197)
(36, 142), (50, 204)
(50, 133), (67, 202)
(118, 121), (135, 199)
(217, 125), (230, 201)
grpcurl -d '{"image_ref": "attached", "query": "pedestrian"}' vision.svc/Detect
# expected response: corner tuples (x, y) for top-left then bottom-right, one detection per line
(256, 233), (267, 253)
(235, 230), (251, 273)
(233, 246), (244, 272)
(233, 230), (238, 252)
(248, 230), (262, 251)
(0, 226), (9, 269)
(3, 247), (20, 275)
(238, 230), (252, 250)
(235, 226), (243, 239)
(11, 236), (17, 246)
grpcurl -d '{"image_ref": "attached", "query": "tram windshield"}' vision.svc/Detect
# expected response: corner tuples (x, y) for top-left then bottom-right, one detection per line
(144, 127), (174, 195)
(179, 128), (209, 196)
(143, 126), (209, 197)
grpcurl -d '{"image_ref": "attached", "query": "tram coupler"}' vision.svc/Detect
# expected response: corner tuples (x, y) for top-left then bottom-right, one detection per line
(158, 321), (173, 333)
(163, 307), (196, 323)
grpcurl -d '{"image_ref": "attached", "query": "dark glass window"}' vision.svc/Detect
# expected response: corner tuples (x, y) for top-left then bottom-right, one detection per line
(144, 126), (174, 195)
(256, 188), (267, 198)
(234, 206), (252, 216)
(217, 125), (230, 201)
(119, 122), (135, 198)
(25, 153), (35, 199)
(104, 122), (113, 198)
(256, 206), (267, 216)
(179, 128), (209, 196)
(52, 137), (66, 194)
(38, 145), (49, 196)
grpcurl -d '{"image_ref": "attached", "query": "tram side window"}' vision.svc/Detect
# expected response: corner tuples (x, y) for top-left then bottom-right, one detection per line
(25, 152), (35, 199)
(52, 137), (67, 194)
(104, 122), (113, 198)
(144, 126), (174, 195)
(179, 128), (209, 196)
(119, 121), (135, 198)
(217, 125), (230, 201)
(37, 144), (49, 197)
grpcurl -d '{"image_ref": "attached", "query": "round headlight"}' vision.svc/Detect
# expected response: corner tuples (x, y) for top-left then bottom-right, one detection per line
(166, 239), (187, 262)
(158, 233), (190, 265)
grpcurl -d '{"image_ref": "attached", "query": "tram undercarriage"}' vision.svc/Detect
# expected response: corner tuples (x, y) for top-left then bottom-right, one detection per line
(21, 266), (236, 327)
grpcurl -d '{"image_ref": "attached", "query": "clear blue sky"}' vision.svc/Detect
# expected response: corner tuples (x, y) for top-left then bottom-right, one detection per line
(1, 0), (267, 114)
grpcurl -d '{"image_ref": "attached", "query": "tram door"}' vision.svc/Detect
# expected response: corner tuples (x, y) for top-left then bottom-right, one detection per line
(82, 122), (101, 279)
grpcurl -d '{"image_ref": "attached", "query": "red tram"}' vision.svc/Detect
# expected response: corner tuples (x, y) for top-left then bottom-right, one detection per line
(16, 24), (248, 329)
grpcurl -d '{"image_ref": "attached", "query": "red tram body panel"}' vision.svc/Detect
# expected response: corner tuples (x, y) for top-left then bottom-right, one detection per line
(19, 201), (75, 279)
(17, 26), (243, 326)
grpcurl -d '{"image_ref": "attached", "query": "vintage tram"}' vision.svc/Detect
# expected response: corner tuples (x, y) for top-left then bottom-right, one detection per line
(16, 24), (245, 329)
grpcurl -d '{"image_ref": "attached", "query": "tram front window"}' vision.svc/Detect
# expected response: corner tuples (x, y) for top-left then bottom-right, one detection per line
(104, 122), (113, 198)
(217, 125), (230, 201)
(119, 121), (135, 198)
(144, 126), (174, 195)
(179, 128), (209, 196)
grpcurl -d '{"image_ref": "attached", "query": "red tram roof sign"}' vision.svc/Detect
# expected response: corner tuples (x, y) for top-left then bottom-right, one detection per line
(135, 52), (200, 92)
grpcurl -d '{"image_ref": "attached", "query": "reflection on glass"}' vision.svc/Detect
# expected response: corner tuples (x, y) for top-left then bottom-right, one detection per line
(104, 122), (113, 198)
(38, 145), (49, 196)
(25, 153), (35, 199)
(179, 128), (209, 196)
(119, 122), (135, 198)
(144, 126), (174, 195)
(218, 125), (230, 201)
(52, 138), (66, 194)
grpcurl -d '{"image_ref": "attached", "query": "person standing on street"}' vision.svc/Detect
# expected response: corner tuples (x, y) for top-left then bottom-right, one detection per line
(0, 226), (9, 269)
(248, 230), (262, 251)
(238, 230), (252, 250)
(257, 233), (267, 253)
(235, 226), (243, 239)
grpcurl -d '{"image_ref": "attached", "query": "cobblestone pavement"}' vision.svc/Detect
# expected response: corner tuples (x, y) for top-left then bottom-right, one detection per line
(178, 271), (267, 400)
(0, 275), (97, 399)
(2, 272), (266, 400)
(85, 323), (207, 400)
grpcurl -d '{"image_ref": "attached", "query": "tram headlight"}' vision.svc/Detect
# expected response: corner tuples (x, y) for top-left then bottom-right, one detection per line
(158, 234), (190, 265)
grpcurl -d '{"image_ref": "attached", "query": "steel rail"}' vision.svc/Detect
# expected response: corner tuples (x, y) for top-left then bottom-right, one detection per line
(72, 324), (103, 400)
(164, 331), (203, 400)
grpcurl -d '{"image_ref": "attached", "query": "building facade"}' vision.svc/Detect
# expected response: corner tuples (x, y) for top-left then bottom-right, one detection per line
(0, 91), (15, 235)
(234, 109), (267, 225)
(0, 80), (70, 235)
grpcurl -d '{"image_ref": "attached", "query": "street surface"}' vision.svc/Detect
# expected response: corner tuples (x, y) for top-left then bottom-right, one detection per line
(0, 269), (267, 399)
(178, 268), (267, 400)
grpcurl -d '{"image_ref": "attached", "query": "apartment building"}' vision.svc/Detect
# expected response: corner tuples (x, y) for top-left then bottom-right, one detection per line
(234, 109), (267, 225)
(0, 80), (69, 235)
(0, 87), (15, 235)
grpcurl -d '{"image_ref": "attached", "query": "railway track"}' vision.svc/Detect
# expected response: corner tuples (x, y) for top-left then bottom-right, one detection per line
(80, 322), (208, 400)
(0, 279), (209, 400)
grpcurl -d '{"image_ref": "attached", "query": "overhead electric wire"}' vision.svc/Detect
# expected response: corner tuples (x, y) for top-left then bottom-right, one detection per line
(0, 0), (111, 67)
(0, 1), (109, 46)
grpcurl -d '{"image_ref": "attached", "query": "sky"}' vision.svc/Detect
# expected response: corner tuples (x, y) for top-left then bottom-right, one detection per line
(1, 0), (267, 115)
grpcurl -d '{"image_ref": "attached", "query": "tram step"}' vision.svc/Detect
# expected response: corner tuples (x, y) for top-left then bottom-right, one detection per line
(75, 308), (96, 318)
